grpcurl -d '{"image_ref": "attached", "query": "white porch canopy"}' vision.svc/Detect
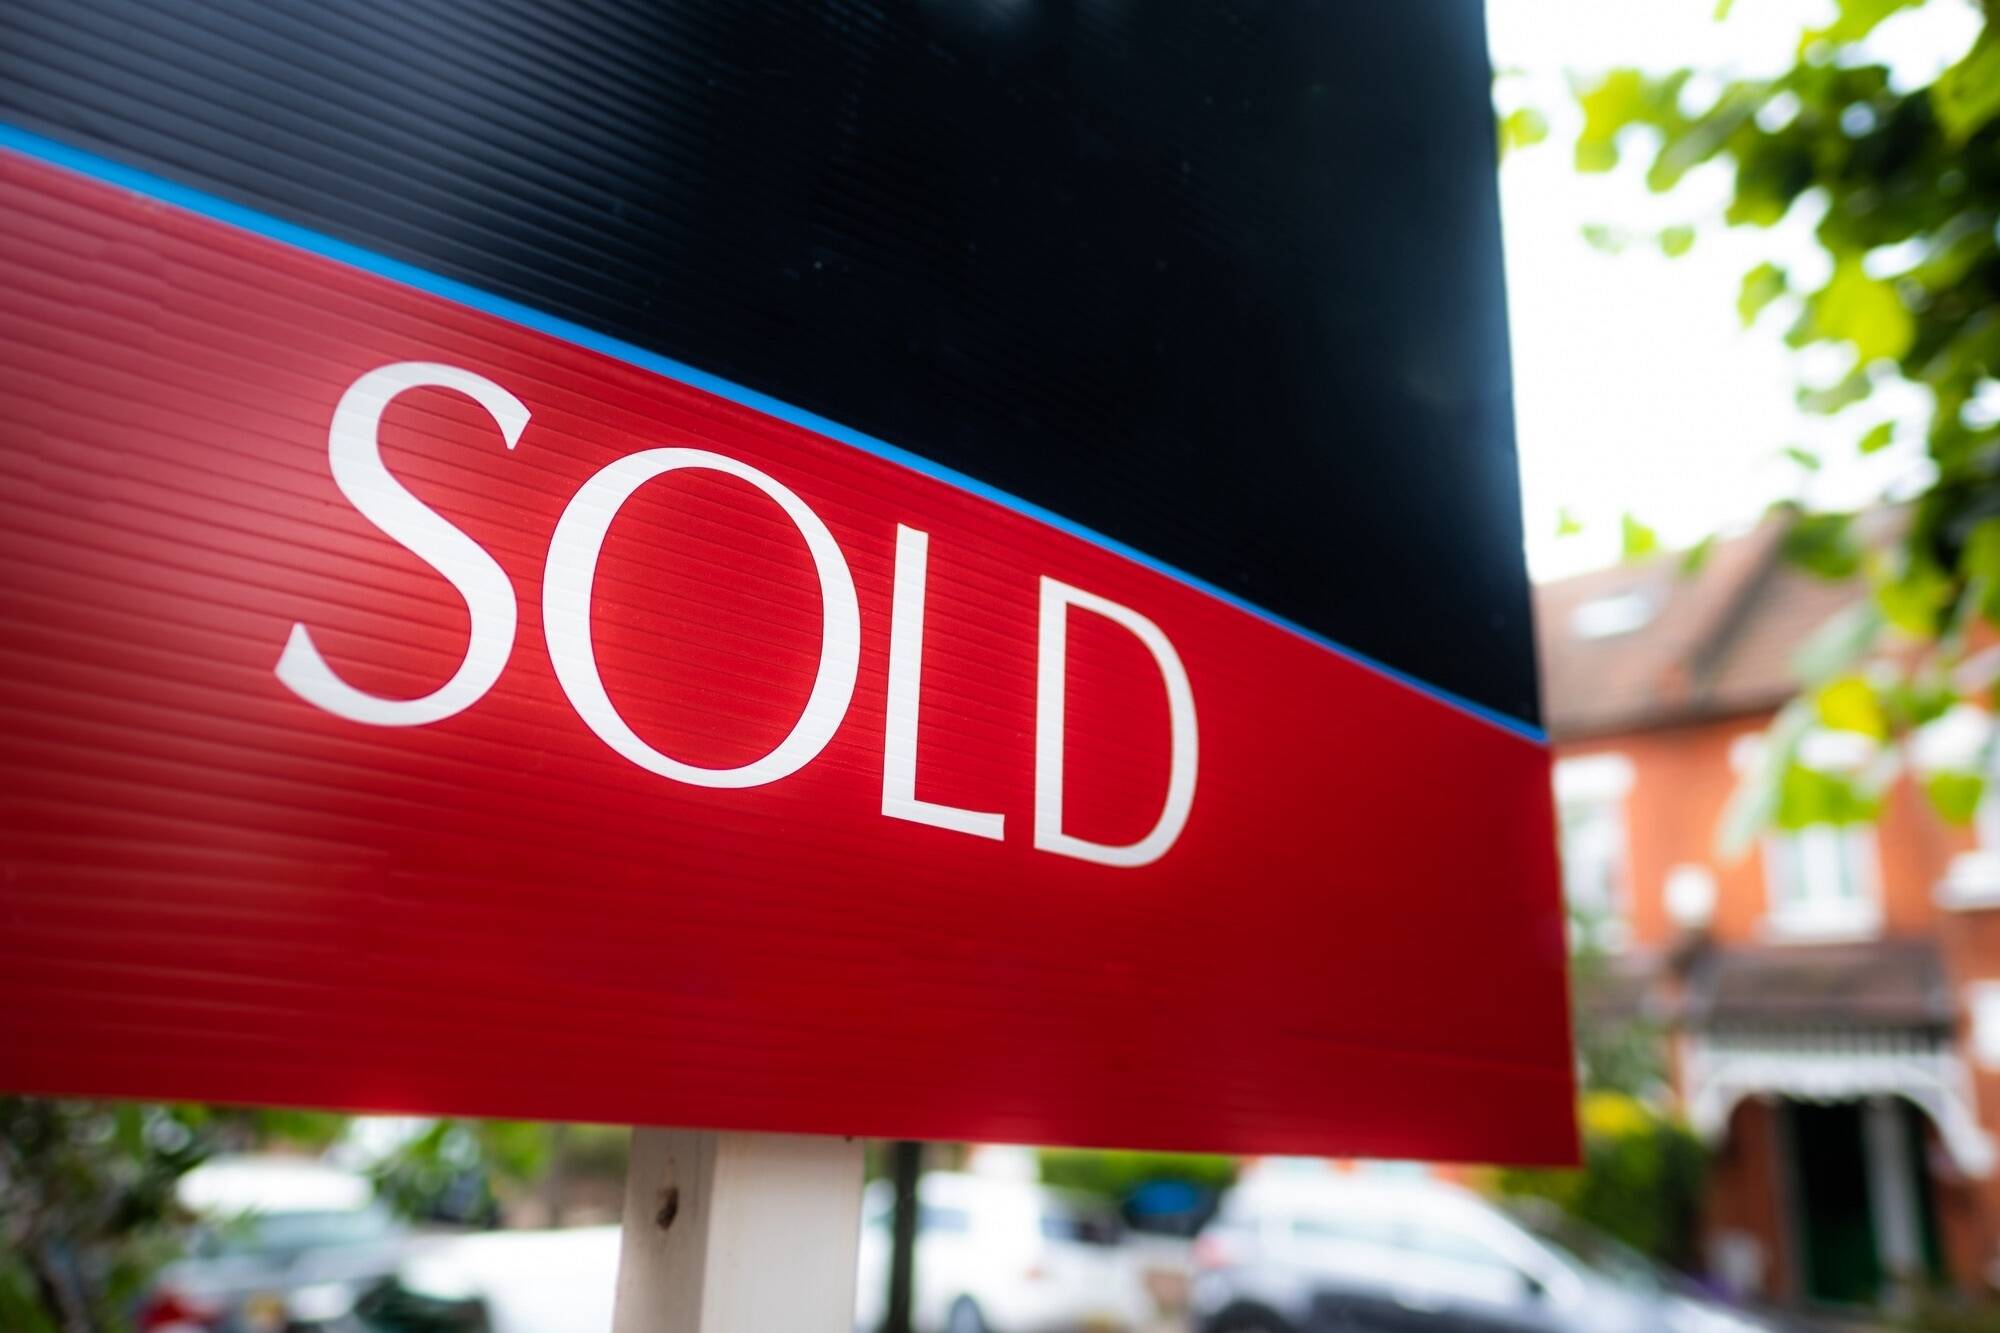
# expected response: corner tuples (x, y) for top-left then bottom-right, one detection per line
(1685, 1028), (1995, 1177)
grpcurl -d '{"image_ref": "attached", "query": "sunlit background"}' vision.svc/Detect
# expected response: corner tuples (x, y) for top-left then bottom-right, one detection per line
(1494, 0), (1978, 578)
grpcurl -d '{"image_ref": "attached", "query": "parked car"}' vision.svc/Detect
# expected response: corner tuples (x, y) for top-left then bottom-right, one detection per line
(1189, 1166), (1772, 1333)
(855, 1171), (1150, 1333)
(137, 1155), (448, 1333)
(385, 1225), (619, 1333)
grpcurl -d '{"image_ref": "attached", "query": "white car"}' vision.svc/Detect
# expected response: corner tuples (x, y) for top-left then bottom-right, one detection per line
(854, 1171), (1150, 1333)
(1189, 1165), (1770, 1333)
(139, 1156), (414, 1332)
(400, 1225), (620, 1333)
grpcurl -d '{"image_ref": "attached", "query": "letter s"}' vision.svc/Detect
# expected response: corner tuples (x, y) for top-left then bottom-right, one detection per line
(276, 362), (529, 726)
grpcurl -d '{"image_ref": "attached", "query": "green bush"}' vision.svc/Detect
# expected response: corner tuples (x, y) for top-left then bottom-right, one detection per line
(1035, 1148), (1237, 1202)
(1495, 1092), (1706, 1271)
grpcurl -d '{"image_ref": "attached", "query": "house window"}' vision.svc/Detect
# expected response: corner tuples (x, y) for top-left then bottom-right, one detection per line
(1915, 706), (2000, 907)
(1978, 790), (2000, 856)
(1554, 755), (1634, 948)
(1731, 727), (1884, 940)
(1969, 983), (2000, 1071)
(1571, 589), (1657, 640)
(1762, 822), (1880, 940)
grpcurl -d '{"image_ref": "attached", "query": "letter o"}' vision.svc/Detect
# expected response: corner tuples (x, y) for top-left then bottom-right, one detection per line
(542, 448), (860, 788)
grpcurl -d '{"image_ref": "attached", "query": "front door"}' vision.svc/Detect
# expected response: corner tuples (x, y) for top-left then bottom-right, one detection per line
(1789, 1100), (1944, 1307)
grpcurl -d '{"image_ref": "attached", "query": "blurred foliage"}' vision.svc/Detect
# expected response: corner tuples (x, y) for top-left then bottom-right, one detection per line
(1906, 1293), (2000, 1331)
(1567, 936), (1670, 1099)
(1499, 105), (1551, 157)
(0, 1097), (631, 1330)
(0, 1100), (200, 1333)
(1621, 512), (1662, 560)
(1035, 1147), (1238, 1202)
(1534, 928), (1693, 1272)
(1894, 1280), (2000, 1332)
(1495, 1092), (1707, 1270)
(368, 1119), (627, 1224)
(370, 1119), (530, 1225)
(1524, 0), (2000, 838)
(0, 1099), (341, 1332)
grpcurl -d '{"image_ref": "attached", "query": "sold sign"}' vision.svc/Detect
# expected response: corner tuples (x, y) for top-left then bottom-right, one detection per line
(282, 363), (1197, 867)
(0, 143), (1573, 1160)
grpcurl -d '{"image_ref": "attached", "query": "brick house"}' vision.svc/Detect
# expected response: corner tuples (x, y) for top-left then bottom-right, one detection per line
(1537, 515), (2000, 1309)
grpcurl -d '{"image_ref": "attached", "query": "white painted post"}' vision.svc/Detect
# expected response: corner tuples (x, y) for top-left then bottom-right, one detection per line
(611, 1128), (866, 1333)
(1862, 1096), (1920, 1311)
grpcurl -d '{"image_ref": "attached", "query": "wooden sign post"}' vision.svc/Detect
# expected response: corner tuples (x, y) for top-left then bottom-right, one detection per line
(612, 1130), (865, 1333)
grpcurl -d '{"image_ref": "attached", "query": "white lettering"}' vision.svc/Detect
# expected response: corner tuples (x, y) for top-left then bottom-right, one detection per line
(281, 367), (1200, 863)
(1034, 577), (1198, 867)
(541, 448), (859, 789)
(275, 362), (529, 726)
(881, 525), (1005, 839)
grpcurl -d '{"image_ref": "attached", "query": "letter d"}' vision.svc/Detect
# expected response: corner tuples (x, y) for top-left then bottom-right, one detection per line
(1034, 578), (1198, 867)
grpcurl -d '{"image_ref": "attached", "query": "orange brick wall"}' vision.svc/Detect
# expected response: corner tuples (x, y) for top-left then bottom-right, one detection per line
(1702, 1097), (1795, 1300)
(1559, 713), (1974, 950)
(1928, 1116), (1990, 1298)
(1942, 907), (2000, 1280)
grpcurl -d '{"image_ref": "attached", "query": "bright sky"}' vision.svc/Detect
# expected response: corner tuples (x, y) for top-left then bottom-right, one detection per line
(1486, 0), (1984, 579)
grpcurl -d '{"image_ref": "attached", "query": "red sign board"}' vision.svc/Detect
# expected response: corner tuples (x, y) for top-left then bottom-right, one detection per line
(0, 143), (1573, 1160)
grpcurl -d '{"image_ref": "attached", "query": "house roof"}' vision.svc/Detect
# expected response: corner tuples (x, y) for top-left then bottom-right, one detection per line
(1534, 514), (1876, 741)
(1682, 937), (1954, 1032)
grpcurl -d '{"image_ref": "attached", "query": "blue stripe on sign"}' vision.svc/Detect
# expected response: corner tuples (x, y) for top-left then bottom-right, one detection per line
(0, 119), (1545, 745)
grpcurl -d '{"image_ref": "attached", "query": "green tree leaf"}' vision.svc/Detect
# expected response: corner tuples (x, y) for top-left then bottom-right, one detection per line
(1659, 224), (1697, 257)
(1925, 771), (1986, 823)
(1874, 553), (1954, 636)
(1808, 259), (1915, 363)
(1582, 223), (1630, 254)
(1499, 106), (1551, 158)
(1803, 0), (1921, 50)
(1725, 137), (1815, 227)
(1963, 519), (2000, 583)
(1576, 70), (1647, 173)
(1621, 513), (1660, 561)
(1781, 510), (1862, 579)
(1858, 420), (1895, 454)
(1791, 602), (1883, 687)
(1776, 762), (1882, 828)
(1720, 703), (1815, 856)
(1815, 674), (1890, 738)
(1886, 675), (1959, 730)
(1797, 368), (1873, 415)
(1737, 262), (1788, 327)
(1934, 33), (2000, 143)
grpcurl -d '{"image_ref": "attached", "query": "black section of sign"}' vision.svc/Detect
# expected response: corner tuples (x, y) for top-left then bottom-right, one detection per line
(0, 0), (1537, 727)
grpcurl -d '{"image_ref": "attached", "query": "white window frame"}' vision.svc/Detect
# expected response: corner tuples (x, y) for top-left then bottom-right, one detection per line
(1761, 821), (1881, 941)
(1947, 785), (2000, 907)
(1974, 799), (2000, 857)
(1732, 728), (1885, 941)
(1553, 754), (1635, 950)
(1969, 982), (2000, 1071)
(1910, 704), (2000, 907)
